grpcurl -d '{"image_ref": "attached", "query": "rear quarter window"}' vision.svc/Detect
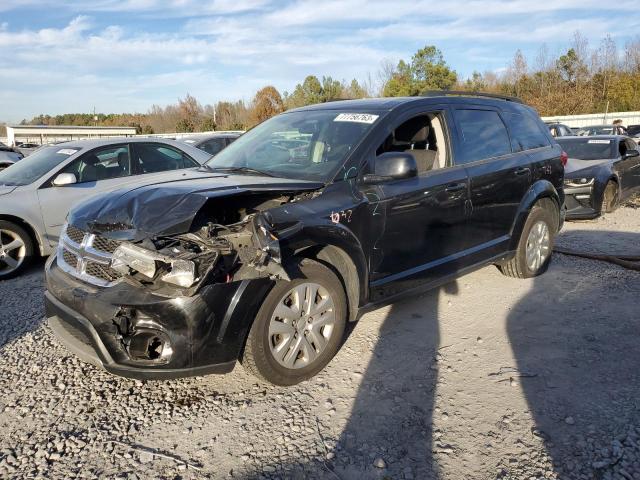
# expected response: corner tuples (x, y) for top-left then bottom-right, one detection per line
(453, 109), (512, 164)
(504, 112), (550, 151)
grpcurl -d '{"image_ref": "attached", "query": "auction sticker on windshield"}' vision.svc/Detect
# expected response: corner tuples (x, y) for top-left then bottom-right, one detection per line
(57, 149), (79, 155)
(588, 140), (611, 144)
(334, 113), (379, 124)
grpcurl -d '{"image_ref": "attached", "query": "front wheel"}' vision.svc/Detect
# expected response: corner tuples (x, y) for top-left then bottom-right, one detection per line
(241, 259), (347, 386)
(601, 181), (619, 214)
(0, 220), (34, 280)
(498, 199), (557, 279)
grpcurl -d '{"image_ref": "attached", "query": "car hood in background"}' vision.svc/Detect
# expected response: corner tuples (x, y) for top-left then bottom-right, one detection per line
(68, 168), (324, 240)
(564, 158), (611, 176)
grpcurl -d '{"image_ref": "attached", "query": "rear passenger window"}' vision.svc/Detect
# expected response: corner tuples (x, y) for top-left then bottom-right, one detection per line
(133, 143), (197, 173)
(454, 109), (511, 164)
(504, 112), (549, 151)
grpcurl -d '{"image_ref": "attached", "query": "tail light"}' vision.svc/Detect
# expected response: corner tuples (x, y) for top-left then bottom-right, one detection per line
(560, 151), (568, 167)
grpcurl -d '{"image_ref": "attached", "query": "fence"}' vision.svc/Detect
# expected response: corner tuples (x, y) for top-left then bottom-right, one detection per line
(542, 111), (640, 128)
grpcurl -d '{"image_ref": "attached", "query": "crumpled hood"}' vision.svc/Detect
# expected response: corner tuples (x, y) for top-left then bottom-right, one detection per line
(67, 169), (323, 240)
(564, 157), (611, 177)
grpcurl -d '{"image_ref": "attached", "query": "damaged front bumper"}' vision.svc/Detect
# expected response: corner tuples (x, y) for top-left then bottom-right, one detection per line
(45, 255), (273, 380)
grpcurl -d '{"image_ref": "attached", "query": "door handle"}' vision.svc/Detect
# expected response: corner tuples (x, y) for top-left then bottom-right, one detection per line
(445, 183), (466, 193)
(515, 167), (531, 176)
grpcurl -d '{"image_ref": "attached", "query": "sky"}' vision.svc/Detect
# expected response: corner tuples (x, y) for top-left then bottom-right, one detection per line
(0, 0), (639, 123)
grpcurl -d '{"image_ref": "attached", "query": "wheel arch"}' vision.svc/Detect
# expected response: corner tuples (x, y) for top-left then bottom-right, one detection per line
(278, 223), (369, 322)
(295, 243), (362, 322)
(508, 180), (561, 251)
(0, 214), (45, 256)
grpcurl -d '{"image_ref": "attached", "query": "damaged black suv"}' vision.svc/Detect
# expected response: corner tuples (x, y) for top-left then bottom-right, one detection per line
(45, 93), (565, 386)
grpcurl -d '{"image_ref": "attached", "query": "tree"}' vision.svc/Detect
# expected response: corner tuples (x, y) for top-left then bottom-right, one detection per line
(176, 94), (202, 133)
(200, 117), (217, 132)
(251, 86), (284, 125)
(382, 45), (457, 96)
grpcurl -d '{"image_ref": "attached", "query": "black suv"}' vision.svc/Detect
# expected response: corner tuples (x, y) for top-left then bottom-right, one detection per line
(45, 93), (565, 386)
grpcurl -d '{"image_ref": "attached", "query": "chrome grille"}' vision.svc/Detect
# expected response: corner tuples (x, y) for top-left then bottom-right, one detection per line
(92, 236), (120, 254)
(62, 249), (78, 269)
(85, 261), (121, 283)
(57, 223), (123, 287)
(66, 224), (85, 244)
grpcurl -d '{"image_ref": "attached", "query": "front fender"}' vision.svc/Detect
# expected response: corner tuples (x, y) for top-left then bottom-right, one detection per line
(508, 180), (562, 251)
(279, 221), (369, 306)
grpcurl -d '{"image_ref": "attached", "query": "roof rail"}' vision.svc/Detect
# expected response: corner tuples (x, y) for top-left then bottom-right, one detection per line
(421, 90), (524, 104)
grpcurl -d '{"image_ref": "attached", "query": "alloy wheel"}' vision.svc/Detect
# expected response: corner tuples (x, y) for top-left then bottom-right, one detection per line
(525, 220), (550, 272)
(0, 229), (26, 277)
(268, 282), (336, 369)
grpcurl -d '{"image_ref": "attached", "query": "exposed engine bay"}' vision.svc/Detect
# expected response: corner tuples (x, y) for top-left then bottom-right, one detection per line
(109, 193), (301, 297)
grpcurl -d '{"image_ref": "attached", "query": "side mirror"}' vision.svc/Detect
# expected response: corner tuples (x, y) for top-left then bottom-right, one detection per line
(623, 149), (640, 159)
(52, 173), (77, 186)
(362, 152), (418, 184)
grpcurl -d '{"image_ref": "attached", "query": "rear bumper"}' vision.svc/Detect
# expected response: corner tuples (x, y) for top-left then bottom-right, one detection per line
(45, 254), (273, 380)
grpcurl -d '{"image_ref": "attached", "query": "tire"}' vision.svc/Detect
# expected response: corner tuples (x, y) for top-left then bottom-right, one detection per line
(241, 259), (347, 386)
(601, 181), (619, 214)
(498, 199), (557, 279)
(0, 220), (34, 280)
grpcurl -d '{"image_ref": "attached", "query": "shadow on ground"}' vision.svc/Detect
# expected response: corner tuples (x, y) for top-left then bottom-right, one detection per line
(507, 230), (640, 478)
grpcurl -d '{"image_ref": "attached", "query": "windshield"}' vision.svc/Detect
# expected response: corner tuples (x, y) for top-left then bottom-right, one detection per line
(557, 138), (615, 160)
(0, 145), (81, 186)
(206, 110), (380, 181)
(578, 126), (614, 136)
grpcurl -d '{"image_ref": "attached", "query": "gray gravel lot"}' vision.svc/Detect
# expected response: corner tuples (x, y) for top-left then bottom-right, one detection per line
(1, 203), (639, 480)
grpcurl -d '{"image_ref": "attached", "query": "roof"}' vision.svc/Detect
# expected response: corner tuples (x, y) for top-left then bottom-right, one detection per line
(556, 135), (622, 141)
(36, 137), (196, 149)
(288, 94), (529, 113)
(178, 132), (242, 143)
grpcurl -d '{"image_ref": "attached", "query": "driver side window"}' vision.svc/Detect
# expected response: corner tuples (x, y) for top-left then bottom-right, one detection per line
(62, 145), (131, 184)
(375, 112), (449, 175)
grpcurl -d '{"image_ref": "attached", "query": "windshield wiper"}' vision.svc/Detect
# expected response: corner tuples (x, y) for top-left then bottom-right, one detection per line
(207, 166), (276, 177)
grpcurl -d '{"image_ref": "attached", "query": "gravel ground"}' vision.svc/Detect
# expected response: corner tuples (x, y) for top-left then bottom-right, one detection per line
(1, 202), (639, 480)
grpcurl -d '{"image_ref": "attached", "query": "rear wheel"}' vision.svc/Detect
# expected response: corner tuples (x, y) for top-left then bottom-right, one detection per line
(241, 259), (347, 386)
(601, 181), (619, 214)
(0, 220), (34, 279)
(498, 199), (557, 279)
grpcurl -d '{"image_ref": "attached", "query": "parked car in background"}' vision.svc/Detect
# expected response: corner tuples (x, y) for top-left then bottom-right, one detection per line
(15, 142), (42, 157)
(0, 143), (24, 171)
(545, 122), (574, 137)
(557, 135), (640, 219)
(627, 125), (640, 143)
(0, 138), (212, 278)
(577, 124), (627, 136)
(44, 93), (564, 385)
(178, 132), (241, 156)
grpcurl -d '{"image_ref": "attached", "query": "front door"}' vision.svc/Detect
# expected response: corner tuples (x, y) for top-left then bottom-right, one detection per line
(363, 109), (470, 300)
(37, 143), (133, 246)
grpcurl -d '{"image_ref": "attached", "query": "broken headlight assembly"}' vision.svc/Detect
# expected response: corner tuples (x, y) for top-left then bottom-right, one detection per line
(564, 177), (594, 188)
(111, 243), (198, 288)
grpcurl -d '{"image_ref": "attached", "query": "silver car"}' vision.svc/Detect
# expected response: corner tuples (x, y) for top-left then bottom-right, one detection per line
(0, 138), (212, 278)
(0, 143), (24, 171)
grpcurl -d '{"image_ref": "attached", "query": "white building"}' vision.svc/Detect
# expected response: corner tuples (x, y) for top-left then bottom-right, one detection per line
(5, 125), (138, 147)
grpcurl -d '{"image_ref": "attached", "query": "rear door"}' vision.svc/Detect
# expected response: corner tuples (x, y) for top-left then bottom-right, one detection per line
(131, 142), (199, 174)
(451, 106), (532, 259)
(37, 143), (134, 244)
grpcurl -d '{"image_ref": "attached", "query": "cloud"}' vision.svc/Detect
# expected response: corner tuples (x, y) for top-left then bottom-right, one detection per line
(0, 0), (638, 121)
